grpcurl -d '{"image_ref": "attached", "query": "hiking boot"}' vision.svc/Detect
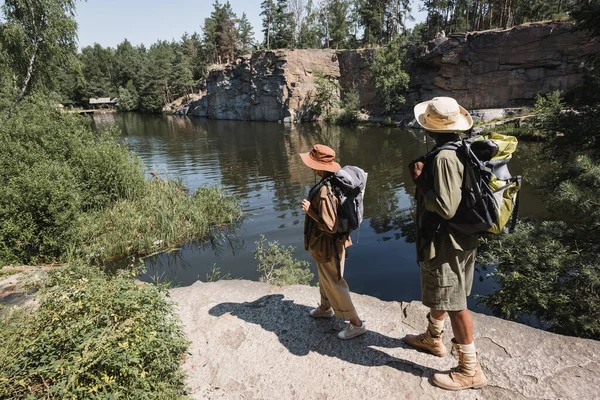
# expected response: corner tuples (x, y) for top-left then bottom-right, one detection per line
(432, 341), (487, 390)
(338, 321), (367, 340)
(402, 328), (447, 357)
(310, 307), (334, 318)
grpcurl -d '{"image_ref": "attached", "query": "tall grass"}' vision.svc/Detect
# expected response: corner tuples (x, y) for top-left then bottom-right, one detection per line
(76, 181), (242, 263)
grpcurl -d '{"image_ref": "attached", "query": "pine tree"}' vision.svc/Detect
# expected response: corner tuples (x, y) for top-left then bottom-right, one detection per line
(298, 0), (322, 48)
(272, 0), (294, 48)
(203, 0), (238, 64)
(238, 12), (256, 55)
(260, 0), (276, 48)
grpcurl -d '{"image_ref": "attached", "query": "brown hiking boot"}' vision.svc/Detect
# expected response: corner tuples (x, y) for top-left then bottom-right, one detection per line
(433, 341), (487, 390)
(402, 328), (447, 357)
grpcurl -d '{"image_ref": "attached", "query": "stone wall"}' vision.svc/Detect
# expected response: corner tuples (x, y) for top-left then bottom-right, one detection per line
(187, 22), (600, 121)
(189, 49), (339, 122)
(408, 22), (600, 109)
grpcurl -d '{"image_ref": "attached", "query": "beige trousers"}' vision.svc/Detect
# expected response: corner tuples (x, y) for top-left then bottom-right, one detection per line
(316, 248), (358, 320)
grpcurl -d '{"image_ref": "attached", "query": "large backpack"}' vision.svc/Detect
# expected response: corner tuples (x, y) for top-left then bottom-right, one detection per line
(428, 132), (522, 235)
(325, 165), (368, 237)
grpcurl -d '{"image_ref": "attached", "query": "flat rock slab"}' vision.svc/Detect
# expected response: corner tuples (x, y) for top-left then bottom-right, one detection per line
(170, 280), (600, 400)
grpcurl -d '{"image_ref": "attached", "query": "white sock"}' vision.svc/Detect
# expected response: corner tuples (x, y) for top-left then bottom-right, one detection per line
(461, 342), (476, 354)
(458, 342), (477, 373)
(428, 314), (445, 336)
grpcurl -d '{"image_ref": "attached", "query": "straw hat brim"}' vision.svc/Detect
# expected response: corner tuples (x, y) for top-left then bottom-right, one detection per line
(414, 100), (473, 133)
(299, 152), (341, 173)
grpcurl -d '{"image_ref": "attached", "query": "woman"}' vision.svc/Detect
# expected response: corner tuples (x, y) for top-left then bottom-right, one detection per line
(299, 144), (366, 340)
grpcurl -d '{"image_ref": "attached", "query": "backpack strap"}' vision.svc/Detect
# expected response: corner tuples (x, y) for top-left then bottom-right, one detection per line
(508, 178), (522, 233)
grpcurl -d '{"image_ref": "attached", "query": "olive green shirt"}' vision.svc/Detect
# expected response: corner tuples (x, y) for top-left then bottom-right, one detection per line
(415, 149), (479, 262)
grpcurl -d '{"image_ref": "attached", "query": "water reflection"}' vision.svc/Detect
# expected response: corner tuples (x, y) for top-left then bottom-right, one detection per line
(97, 113), (545, 314)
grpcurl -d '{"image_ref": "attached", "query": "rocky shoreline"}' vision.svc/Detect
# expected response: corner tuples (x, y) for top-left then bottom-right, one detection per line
(171, 280), (600, 400)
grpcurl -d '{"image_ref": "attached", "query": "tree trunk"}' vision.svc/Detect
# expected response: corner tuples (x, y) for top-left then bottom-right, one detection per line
(267, 12), (271, 49)
(7, 42), (38, 120)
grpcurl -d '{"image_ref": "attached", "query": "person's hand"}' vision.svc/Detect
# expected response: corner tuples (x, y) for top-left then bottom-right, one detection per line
(409, 160), (425, 182)
(301, 199), (311, 214)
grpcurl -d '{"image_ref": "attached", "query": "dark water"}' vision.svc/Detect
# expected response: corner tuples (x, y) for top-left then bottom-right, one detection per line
(92, 113), (546, 314)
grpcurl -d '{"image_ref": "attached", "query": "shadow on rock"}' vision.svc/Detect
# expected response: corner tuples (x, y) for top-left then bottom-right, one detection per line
(209, 294), (434, 378)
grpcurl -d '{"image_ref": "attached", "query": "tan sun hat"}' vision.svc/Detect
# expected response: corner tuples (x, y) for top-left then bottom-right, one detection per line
(299, 144), (341, 173)
(414, 97), (473, 133)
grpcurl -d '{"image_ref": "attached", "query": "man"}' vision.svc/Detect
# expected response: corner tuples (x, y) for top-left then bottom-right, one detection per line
(403, 97), (487, 390)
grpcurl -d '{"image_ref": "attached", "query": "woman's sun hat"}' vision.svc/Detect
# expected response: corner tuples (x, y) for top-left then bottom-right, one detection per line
(414, 97), (473, 133)
(299, 144), (341, 173)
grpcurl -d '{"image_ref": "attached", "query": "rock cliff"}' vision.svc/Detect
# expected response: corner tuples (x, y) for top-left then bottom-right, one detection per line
(186, 22), (599, 122)
(171, 280), (600, 400)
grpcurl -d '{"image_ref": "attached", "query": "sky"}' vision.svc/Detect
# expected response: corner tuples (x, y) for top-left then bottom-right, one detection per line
(74, 0), (427, 49)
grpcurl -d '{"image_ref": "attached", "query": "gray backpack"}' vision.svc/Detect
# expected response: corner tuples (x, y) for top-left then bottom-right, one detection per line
(326, 166), (368, 237)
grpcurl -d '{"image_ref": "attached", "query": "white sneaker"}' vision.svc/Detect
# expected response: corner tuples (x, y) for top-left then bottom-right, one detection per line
(310, 307), (334, 318)
(338, 321), (367, 340)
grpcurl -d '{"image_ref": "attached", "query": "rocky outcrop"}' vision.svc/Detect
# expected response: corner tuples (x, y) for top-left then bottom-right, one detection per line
(408, 22), (600, 109)
(186, 22), (599, 122)
(171, 280), (600, 400)
(189, 49), (339, 122)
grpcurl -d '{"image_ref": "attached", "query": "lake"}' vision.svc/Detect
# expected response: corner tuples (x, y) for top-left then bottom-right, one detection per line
(92, 112), (545, 314)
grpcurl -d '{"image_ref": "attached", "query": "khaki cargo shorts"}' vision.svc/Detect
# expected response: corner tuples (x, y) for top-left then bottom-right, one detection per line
(419, 246), (476, 311)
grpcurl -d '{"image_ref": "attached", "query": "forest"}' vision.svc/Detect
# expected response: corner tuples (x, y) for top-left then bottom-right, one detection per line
(16, 0), (581, 113)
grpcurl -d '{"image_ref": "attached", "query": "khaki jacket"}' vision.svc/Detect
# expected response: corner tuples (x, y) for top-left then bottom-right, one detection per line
(415, 149), (478, 262)
(304, 185), (352, 263)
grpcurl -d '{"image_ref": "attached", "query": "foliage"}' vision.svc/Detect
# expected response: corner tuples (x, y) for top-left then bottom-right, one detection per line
(117, 81), (139, 112)
(238, 12), (256, 54)
(479, 221), (600, 339)
(254, 235), (314, 286)
(0, 0), (78, 113)
(335, 88), (361, 125)
(204, 0), (238, 64)
(0, 96), (146, 264)
(371, 35), (410, 114)
(261, 0), (295, 49)
(76, 181), (242, 264)
(479, 89), (600, 339)
(420, 0), (578, 38)
(0, 263), (189, 398)
(313, 72), (340, 118)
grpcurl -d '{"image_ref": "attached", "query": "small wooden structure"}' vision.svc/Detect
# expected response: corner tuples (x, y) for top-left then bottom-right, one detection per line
(88, 97), (119, 109)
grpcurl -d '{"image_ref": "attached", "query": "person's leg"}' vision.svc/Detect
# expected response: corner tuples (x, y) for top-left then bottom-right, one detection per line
(317, 248), (366, 339)
(448, 309), (473, 345)
(402, 258), (449, 357)
(432, 250), (486, 390)
(309, 261), (335, 318)
(316, 262), (331, 310)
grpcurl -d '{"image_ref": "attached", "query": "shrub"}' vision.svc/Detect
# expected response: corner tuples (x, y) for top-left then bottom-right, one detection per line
(0, 96), (147, 264)
(335, 89), (361, 126)
(479, 90), (600, 339)
(0, 263), (189, 398)
(254, 235), (314, 286)
(372, 36), (410, 114)
(313, 73), (340, 119)
(117, 81), (139, 112)
(0, 161), (81, 264)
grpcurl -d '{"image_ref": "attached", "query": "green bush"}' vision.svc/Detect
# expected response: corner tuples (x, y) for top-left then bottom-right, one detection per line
(335, 89), (361, 126)
(0, 96), (147, 264)
(372, 36), (410, 114)
(0, 161), (81, 264)
(313, 73), (340, 119)
(479, 90), (600, 339)
(254, 235), (314, 286)
(0, 263), (189, 398)
(117, 81), (139, 112)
